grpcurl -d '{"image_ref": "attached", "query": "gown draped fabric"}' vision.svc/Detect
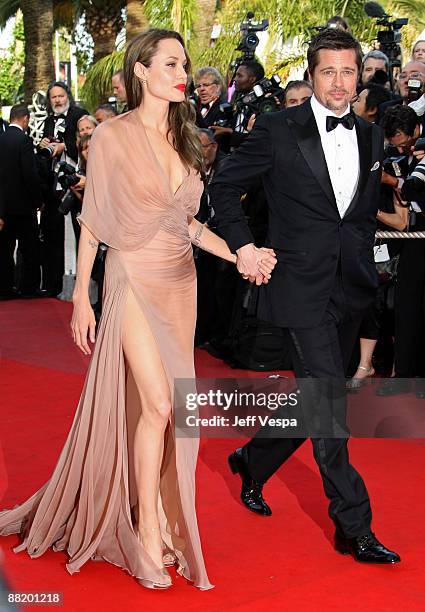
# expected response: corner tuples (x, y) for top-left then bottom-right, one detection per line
(0, 110), (213, 590)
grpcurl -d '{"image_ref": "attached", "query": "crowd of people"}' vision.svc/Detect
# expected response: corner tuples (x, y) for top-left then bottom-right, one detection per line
(1, 26), (425, 397)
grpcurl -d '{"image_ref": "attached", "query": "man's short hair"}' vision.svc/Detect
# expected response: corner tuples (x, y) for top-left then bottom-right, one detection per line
(95, 103), (118, 117)
(10, 104), (30, 122)
(381, 104), (420, 138)
(360, 83), (392, 111)
(307, 28), (362, 75)
(195, 67), (223, 88)
(112, 69), (124, 83)
(198, 127), (217, 144)
(284, 80), (313, 97)
(362, 49), (389, 73)
(239, 60), (265, 82)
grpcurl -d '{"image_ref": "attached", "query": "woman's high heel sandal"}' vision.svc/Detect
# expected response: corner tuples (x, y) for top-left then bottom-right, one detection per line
(346, 365), (375, 390)
(136, 525), (172, 589)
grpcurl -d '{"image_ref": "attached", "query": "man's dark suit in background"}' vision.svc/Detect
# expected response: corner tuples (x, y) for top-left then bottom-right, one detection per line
(210, 99), (384, 540)
(0, 126), (43, 296)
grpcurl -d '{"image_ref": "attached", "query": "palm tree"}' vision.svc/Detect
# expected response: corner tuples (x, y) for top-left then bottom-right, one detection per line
(0, 0), (55, 101)
(80, 0), (126, 64)
(126, 0), (148, 41)
(192, 0), (217, 49)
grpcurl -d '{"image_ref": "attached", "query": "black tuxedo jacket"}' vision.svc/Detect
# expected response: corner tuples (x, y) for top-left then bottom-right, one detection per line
(43, 105), (88, 163)
(0, 126), (43, 218)
(210, 99), (384, 328)
(200, 98), (223, 128)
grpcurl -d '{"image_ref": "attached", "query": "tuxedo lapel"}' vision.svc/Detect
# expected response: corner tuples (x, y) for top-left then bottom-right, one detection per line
(344, 117), (372, 217)
(287, 101), (337, 212)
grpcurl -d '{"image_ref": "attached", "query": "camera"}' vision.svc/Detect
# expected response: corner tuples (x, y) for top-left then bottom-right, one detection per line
(214, 102), (235, 127)
(383, 145), (409, 178)
(364, 2), (408, 90)
(38, 137), (60, 159)
(401, 158), (425, 204)
(235, 75), (284, 124)
(407, 78), (423, 103)
(235, 12), (269, 64)
(56, 161), (80, 190)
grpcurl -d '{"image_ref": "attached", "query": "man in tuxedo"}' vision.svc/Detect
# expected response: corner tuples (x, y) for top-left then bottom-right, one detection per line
(0, 105), (43, 298)
(194, 67), (224, 128)
(38, 81), (87, 297)
(210, 28), (400, 564)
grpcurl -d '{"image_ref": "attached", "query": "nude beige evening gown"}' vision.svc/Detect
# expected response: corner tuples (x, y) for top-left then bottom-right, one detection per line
(0, 110), (213, 590)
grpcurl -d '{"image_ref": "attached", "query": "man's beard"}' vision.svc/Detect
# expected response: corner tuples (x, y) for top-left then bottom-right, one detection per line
(53, 100), (70, 115)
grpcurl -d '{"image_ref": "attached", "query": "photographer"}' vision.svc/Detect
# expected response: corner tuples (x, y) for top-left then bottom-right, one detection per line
(60, 134), (90, 248)
(38, 81), (88, 297)
(396, 61), (425, 104)
(360, 50), (389, 85)
(211, 60), (266, 149)
(377, 105), (425, 396)
(352, 82), (391, 123)
(94, 103), (118, 124)
(76, 115), (98, 140)
(194, 67), (225, 127)
(283, 80), (313, 108)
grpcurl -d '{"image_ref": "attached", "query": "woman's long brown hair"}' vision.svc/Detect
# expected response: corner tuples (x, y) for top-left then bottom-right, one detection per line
(124, 29), (203, 175)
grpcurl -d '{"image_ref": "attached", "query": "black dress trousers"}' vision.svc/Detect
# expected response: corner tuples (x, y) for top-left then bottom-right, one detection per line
(243, 268), (373, 538)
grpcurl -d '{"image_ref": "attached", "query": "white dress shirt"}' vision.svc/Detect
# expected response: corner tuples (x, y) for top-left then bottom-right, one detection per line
(310, 94), (360, 218)
(9, 123), (23, 131)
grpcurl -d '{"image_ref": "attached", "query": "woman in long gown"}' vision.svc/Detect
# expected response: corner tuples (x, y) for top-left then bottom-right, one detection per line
(0, 29), (276, 590)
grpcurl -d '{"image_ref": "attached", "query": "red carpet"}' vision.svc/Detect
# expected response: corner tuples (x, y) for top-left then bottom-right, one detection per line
(0, 298), (424, 611)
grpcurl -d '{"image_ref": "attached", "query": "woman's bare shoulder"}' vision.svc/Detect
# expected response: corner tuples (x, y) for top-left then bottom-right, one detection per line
(92, 110), (136, 143)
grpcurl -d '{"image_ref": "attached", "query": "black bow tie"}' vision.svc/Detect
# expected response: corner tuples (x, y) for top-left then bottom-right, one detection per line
(54, 114), (66, 121)
(326, 113), (355, 132)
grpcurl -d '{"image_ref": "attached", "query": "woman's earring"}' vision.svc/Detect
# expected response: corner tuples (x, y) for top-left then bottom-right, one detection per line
(141, 79), (147, 85)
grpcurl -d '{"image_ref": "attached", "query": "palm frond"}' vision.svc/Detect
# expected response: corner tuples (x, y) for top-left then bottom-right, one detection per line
(0, 0), (20, 28)
(80, 49), (124, 110)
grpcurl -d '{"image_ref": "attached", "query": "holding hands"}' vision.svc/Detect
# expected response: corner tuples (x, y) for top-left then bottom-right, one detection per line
(236, 243), (277, 285)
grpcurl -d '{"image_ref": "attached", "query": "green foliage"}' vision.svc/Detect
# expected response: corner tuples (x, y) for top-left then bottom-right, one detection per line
(0, 12), (24, 104)
(80, 49), (124, 110)
(196, 0), (380, 77)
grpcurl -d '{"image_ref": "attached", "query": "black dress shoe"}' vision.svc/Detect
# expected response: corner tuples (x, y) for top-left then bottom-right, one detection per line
(376, 379), (410, 396)
(228, 448), (272, 516)
(335, 532), (400, 564)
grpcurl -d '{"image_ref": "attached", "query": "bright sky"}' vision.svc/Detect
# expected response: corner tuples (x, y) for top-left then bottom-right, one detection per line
(0, 18), (14, 49)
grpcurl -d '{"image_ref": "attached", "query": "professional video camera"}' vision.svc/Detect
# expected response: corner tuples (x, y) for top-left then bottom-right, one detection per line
(364, 1), (408, 90)
(234, 11), (269, 66)
(235, 75), (284, 121)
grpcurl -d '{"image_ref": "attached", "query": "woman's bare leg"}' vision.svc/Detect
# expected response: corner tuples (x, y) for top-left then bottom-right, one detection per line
(353, 338), (377, 378)
(122, 287), (171, 569)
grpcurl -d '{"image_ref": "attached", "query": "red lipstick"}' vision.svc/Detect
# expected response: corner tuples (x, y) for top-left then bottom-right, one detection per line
(174, 84), (186, 92)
